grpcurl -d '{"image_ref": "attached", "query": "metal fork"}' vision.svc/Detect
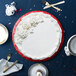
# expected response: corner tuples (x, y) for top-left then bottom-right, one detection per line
(3, 53), (11, 71)
(42, 0), (65, 11)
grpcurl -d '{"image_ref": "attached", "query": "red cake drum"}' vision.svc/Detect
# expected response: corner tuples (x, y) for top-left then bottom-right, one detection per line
(12, 11), (64, 62)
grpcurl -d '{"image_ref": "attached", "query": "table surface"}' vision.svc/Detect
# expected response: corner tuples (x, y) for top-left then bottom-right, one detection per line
(0, 0), (76, 76)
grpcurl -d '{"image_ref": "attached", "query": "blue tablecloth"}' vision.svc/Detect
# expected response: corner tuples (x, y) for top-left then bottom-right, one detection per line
(0, 0), (76, 76)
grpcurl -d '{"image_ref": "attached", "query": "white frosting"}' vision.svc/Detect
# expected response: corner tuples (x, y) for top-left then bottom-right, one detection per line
(14, 12), (62, 60)
(0, 24), (8, 44)
(0, 26), (6, 42)
(5, 2), (17, 16)
(64, 46), (70, 56)
(37, 72), (42, 76)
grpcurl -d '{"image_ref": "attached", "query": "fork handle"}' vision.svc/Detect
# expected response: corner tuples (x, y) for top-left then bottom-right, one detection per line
(51, 5), (61, 11)
(3, 60), (8, 71)
(52, 1), (65, 6)
(6, 60), (8, 66)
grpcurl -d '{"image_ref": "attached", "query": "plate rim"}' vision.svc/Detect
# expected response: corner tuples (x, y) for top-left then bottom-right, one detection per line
(12, 11), (64, 62)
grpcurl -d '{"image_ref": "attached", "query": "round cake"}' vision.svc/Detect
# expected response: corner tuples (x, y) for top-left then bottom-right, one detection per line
(12, 11), (64, 61)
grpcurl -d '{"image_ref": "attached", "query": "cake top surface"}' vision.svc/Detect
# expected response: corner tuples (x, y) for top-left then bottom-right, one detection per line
(13, 11), (63, 60)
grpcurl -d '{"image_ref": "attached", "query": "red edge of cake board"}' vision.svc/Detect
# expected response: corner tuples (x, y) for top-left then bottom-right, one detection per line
(12, 11), (64, 62)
